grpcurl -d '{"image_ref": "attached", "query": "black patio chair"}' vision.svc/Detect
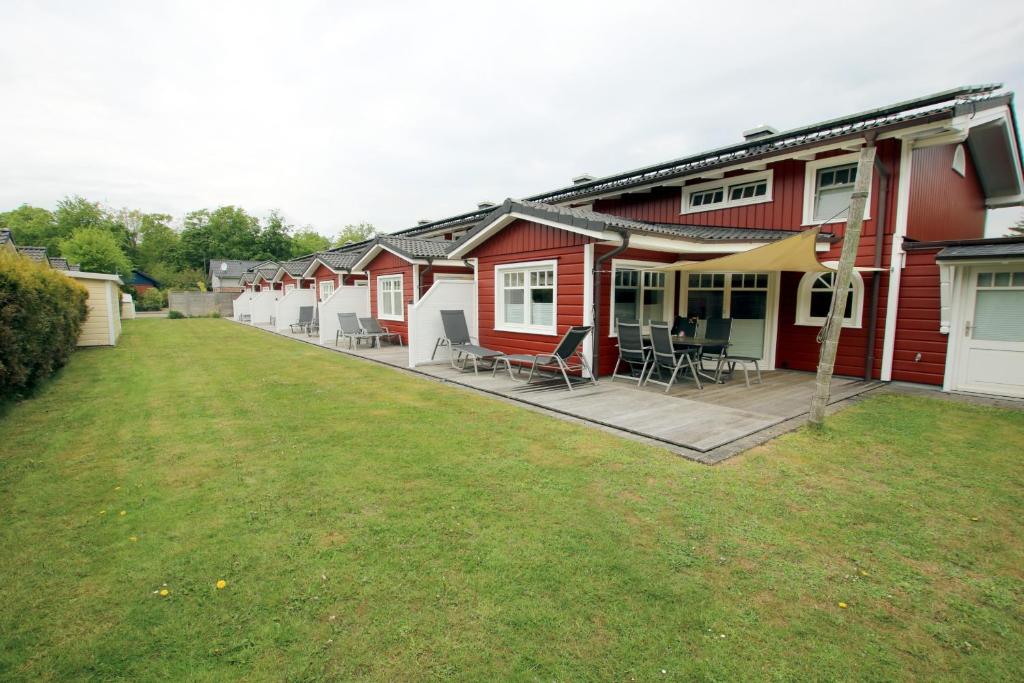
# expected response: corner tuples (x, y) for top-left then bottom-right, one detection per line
(492, 326), (596, 392)
(435, 309), (504, 373)
(359, 316), (403, 347)
(289, 306), (313, 333)
(336, 312), (374, 349)
(701, 317), (733, 382)
(644, 322), (702, 392)
(672, 315), (697, 338)
(612, 320), (650, 386)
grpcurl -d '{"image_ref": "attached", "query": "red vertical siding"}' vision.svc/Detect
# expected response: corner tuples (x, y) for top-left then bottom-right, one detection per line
(366, 250), (414, 343)
(906, 144), (987, 241)
(468, 219), (592, 357)
(593, 140), (901, 239)
(891, 249), (947, 385)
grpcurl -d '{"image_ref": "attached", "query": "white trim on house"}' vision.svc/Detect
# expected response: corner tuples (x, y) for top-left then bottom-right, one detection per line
(881, 140), (915, 381)
(377, 273), (404, 321)
(318, 279), (335, 302)
(493, 259), (559, 336)
(680, 170), (774, 215)
(582, 243), (595, 378)
(794, 268), (865, 329)
(802, 152), (874, 226)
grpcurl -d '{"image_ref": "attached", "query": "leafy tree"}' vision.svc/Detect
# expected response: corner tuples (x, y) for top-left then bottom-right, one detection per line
(136, 213), (179, 272)
(254, 210), (294, 261)
(60, 228), (134, 279)
(149, 264), (206, 290)
(178, 206), (260, 269)
(0, 205), (57, 253)
(291, 228), (331, 257)
(54, 196), (129, 249)
(333, 222), (378, 247)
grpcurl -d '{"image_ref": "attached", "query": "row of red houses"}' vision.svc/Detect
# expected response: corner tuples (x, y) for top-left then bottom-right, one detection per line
(234, 84), (1024, 399)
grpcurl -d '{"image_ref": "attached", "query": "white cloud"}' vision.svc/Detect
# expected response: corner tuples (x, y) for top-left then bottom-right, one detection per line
(1, 0), (1022, 236)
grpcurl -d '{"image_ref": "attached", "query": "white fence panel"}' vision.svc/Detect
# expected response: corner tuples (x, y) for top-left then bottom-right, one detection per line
(318, 285), (371, 346)
(408, 280), (476, 368)
(232, 293), (251, 321)
(274, 288), (316, 332)
(250, 291), (280, 324)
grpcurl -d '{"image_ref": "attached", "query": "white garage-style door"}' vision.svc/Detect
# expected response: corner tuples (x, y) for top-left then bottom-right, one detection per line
(956, 266), (1024, 398)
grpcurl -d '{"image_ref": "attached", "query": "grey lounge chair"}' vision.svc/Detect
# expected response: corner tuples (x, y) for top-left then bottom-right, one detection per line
(493, 326), (596, 392)
(435, 309), (503, 373)
(612, 320), (650, 386)
(335, 312), (374, 349)
(358, 316), (403, 347)
(643, 322), (702, 392)
(289, 306), (313, 333)
(306, 309), (319, 337)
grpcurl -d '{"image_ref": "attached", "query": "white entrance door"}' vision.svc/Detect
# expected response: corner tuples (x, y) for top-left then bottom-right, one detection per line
(957, 267), (1024, 397)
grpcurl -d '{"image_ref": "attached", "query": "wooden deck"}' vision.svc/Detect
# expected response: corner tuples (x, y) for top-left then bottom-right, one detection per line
(251, 324), (882, 462)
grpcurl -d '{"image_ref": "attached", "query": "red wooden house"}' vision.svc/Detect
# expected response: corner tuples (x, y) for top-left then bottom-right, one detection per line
(246, 85), (1023, 398)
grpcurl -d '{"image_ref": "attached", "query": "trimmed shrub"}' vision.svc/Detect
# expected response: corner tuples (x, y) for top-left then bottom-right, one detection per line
(136, 288), (166, 311)
(167, 310), (185, 319)
(0, 251), (89, 400)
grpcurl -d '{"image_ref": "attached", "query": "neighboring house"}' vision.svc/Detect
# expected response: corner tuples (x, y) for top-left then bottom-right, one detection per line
(351, 237), (472, 343)
(130, 270), (160, 295)
(236, 84), (1023, 398)
(208, 259), (264, 291)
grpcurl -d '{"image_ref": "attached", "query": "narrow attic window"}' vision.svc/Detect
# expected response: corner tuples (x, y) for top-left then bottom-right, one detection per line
(952, 144), (967, 177)
(682, 170), (773, 215)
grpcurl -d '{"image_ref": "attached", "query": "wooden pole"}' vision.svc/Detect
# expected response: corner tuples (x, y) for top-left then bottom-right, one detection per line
(809, 143), (877, 426)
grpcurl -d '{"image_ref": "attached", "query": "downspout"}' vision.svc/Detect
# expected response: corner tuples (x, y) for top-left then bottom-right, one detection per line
(865, 143), (890, 380)
(419, 258), (434, 299)
(592, 227), (631, 379)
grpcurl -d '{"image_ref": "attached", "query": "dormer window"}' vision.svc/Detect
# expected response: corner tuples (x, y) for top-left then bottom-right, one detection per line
(681, 170), (773, 215)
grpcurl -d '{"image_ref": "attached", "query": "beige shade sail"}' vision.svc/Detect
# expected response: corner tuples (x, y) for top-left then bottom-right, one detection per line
(655, 227), (834, 273)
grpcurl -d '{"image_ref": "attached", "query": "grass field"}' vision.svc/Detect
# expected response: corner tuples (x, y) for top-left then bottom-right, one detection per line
(1, 319), (1022, 681)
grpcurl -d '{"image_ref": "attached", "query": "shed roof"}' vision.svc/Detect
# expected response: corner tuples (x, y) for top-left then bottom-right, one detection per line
(934, 237), (1024, 260)
(16, 246), (48, 262)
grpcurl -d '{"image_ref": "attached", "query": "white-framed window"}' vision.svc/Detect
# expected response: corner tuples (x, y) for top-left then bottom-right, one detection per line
(795, 269), (864, 328)
(802, 153), (872, 225)
(495, 260), (557, 335)
(681, 170), (773, 215)
(284, 283), (295, 293)
(377, 274), (404, 321)
(610, 262), (671, 335)
(318, 279), (335, 301)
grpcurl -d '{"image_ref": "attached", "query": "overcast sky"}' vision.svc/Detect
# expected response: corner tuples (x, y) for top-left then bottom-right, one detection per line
(1, 0), (1022, 237)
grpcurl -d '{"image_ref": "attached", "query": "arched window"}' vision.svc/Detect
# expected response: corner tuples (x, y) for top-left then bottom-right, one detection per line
(796, 269), (864, 328)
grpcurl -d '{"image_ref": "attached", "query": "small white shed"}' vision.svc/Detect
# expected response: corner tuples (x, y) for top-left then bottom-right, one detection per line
(67, 271), (124, 347)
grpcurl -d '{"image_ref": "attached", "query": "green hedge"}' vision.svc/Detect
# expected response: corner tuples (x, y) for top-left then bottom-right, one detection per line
(0, 251), (89, 401)
(136, 288), (166, 311)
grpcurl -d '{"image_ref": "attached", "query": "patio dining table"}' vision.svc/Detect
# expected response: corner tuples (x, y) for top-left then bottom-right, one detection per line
(671, 336), (731, 383)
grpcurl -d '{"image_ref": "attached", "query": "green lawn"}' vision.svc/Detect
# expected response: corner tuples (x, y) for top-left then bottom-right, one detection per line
(1, 319), (1022, 681)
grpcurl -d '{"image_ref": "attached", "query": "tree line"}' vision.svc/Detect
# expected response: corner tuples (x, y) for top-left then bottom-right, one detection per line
(0, 196), (378, 290)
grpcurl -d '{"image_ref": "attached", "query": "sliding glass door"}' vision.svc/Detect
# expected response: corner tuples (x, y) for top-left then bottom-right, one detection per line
(684, 273), (770, 360)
